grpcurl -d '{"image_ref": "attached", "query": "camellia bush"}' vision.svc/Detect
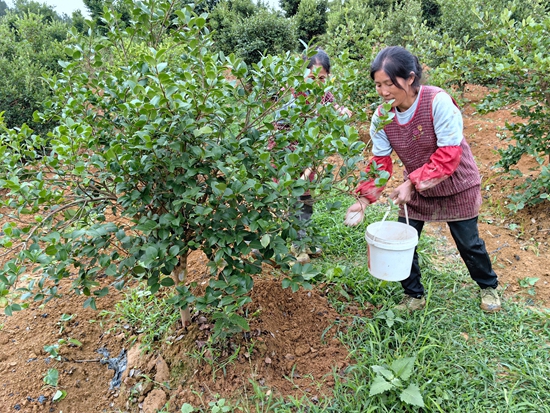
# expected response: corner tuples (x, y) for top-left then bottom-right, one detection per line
(0, 0), (364, 339)
(430, 8), (550, 211)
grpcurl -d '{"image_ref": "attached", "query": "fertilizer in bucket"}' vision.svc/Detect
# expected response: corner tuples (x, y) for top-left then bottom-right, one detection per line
(365, 206), (418, 282)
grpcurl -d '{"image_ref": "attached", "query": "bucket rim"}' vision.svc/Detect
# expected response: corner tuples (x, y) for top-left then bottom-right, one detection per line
(365, 221), (418, 246)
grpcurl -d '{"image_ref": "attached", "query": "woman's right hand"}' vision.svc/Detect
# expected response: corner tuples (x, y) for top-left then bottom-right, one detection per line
(344, 198), (370, 227)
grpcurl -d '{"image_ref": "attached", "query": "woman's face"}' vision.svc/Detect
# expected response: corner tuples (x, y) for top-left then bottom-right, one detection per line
(306, 64), (328, 84)
(373, 70), (416, 112)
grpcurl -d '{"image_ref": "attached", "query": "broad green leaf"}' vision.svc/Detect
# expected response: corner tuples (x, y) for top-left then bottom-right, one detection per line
(156, 62), (168, 73)
(399, 383), (425, 407)
(83, 297), (97, 311)
(44, 368), (59, 387)
(228, 313), (250, 331)
(45, 245), (58, 255)
(193, 126), (213, 137)
(287, 153), (299, 165)
(160, 277), (175, 287)
(53, 389), (67, 402)
(391, 357), (416, 380)
(136, 220), (158, 232)
(299, 263), (320, 281)
(260, 234), (270, 248)
(181, 404), (195, 413)
(369, 375), (393, 396)
(132, 266), (147, 275)
(372, 365), (394, 381)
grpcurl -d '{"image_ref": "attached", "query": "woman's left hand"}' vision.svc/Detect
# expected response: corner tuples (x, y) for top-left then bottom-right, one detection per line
(334, 104), (353, 118)
(390, 180), (414, 205)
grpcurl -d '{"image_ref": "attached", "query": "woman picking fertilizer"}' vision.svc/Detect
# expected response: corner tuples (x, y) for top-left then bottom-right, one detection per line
(344, 46), (500, 312)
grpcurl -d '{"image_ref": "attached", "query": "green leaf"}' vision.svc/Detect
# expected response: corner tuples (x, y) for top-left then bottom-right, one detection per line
(105, 264), (117, 276)
(52, 389), (67, 402)
(399, 383), (425, 407)
(391, 357), (416, 380)
(68, 338), (83, 347)
(298, 263), (320, 281)
(287, 153), (299, 165)
(372, 365), (394, 380)
(45, 245), (58, 255)
(113, 280), (125, 290)
(181, 404), (195, 413)
(150, 283), (160, 294)
(160, 277), (175, 287)
(369, 375), (393, 396)
(44, 344), (59, 357)
(136, 220), (158, 232)
(93, 287), (109, 297)
(260, 234), (270, 248)
(44, 368), (59, 386)
(132, 266), (147, 275)
(156, 62), (168, 73)
(228, 313), (250, 331)
(83, 297), (97, 310)
(193, 126), (213, 137)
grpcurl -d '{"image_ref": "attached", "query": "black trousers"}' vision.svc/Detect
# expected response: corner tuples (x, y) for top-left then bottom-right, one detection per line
(297, 195), (313, 240)
(398, 216), (498, 298)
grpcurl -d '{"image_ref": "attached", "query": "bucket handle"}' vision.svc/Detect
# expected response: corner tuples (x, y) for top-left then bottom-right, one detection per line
(372, 204), (409, 242)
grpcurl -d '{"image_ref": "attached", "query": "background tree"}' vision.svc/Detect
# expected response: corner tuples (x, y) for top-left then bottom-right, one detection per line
(10, 0), (61, 22)
(0, 8), (68, 133)
(210, 0), (296, 64)
(280, 0), (301, 16)
(0, 0), (8, 16)
(70, 10), (87, 33)
(83, 0), (131, 29)
(294, 0), (327, 47)
(432, 9), (550, 210)
(420, 0), (440, 28)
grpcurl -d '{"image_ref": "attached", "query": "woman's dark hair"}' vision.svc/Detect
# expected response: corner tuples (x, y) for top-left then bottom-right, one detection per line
(369, 46), (422, 90)
(306, 49), (331, 74)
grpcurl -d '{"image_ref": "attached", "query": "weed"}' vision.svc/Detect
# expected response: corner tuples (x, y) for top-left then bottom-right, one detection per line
(519, 277), (539, 296)
(369, 356), (424, 407)
(112, 285), (180, 351)
(57, 313), (75, 334)
(190, 341), (241, 382)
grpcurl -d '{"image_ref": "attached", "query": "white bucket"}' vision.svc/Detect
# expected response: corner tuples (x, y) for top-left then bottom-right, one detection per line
(365, 205), (418, 282)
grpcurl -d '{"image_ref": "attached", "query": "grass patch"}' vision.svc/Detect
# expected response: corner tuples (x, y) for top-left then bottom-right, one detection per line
(115, 194), (550, 412)
(111, 285), (180, 351)
(283, 194), (550, 412)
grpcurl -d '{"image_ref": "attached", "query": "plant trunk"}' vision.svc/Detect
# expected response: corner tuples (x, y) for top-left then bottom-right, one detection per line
(172, 253), (191, 328)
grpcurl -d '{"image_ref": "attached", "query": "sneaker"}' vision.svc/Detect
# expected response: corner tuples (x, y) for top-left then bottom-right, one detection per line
(291, 244), (322, 258)
(306, 246), (322, 257)
(394, 295), (426, 312)
(295, 252), (311, 264)
(250, 248), (263, 259)
(480, 287), (501, 312)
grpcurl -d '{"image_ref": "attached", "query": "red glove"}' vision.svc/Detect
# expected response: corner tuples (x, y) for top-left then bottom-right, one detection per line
(355, 155), (393, 204)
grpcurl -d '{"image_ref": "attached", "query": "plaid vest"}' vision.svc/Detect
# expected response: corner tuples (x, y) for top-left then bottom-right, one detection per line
(383, 86), (481, 198)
